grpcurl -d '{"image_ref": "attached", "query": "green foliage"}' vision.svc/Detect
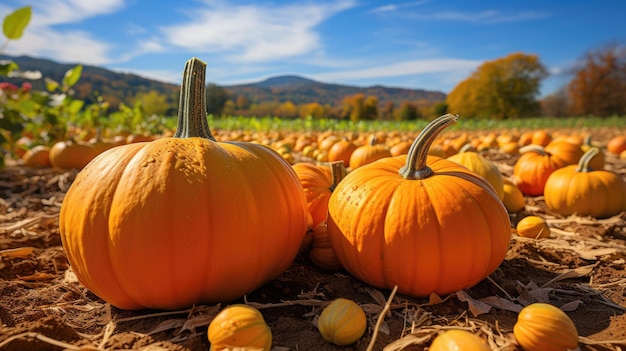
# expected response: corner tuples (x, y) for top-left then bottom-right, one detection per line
(2, 6), (31, 41)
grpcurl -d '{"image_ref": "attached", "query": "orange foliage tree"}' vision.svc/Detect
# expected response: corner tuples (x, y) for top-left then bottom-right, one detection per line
(341, 93), (379, 121)
(447, 52), (548, 119)
(568, 44), (626, 117)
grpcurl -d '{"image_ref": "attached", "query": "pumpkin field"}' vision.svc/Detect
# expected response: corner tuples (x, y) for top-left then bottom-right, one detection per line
(2, 58), (626, 351)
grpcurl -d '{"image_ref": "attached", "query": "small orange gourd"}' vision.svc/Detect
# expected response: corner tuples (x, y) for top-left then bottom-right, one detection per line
(349, 135), (392, 169)
(49, 139), (98, 170)
(292, 161), (347, 228)
(502, 178), (525, 213)
(22, 145), (51, 167)
(429, 329), (490, 351)
(516, 216), (550, 239)
(447, 144), (504, 200)
(317, 298), (367, 346)
(208, 304), (272, 351)
(513, 303), (578, 351)
(310, 222), (343, 272)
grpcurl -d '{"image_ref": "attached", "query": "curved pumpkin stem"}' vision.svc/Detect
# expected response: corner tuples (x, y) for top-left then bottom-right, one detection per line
(576, 147), (599, 173)
(518, 144), (547, 155)
(174, 57), (215, 141)
(399, 114), (458, 180)
(458, 143), (475, 154)
(328, 161), (348, 192)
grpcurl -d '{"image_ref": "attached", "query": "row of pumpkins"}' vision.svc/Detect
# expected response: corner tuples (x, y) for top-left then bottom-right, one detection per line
(43, 58), (625, 349)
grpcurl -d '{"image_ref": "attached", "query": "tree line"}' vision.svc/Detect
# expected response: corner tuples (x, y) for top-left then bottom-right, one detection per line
(199, 45), (626, 121)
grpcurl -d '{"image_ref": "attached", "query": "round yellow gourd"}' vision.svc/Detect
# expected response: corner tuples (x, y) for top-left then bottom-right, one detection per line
(208, 304), (272, 351)
(317, 298), (367, 346)
(502, 178), (525, 213)
(516, 216), (550, 239)
(429, 329), (490, 351)
(513, 303), (578, 351)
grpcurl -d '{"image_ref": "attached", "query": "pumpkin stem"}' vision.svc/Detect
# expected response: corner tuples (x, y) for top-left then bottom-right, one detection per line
(174, 57), (215, 140)
(518, 144), (547, 155)
(576, 147), (599, 173)
(328, 161), (348, 192)
(399, 114), (458, 180)
(458, 143), (474, 154)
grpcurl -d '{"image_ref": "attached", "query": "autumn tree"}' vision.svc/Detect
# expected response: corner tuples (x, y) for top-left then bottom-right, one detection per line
(381, 101), (394, 120)
(540, 88), (570, 117)
(299, 102), (327, 119)
(341, 93), (379, 121)
(447, 52), (548, 119)
(132, 90), (170, 116)
(206, 83), (229, 117)
(568, 44), (626, 117)
(394, 101), (420, 121)
(275, 101), (298, 118)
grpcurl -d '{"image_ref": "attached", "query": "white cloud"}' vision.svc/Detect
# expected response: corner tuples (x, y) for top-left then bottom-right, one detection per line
(408, 10), (549, 23)
(2, 0), (126, 64)
(160, 0), (355, 62)
(7, 28), (113, 65)
(371, 4), (398, 13)
(311, 58), (481, 81)
(32, 0), (126, 27)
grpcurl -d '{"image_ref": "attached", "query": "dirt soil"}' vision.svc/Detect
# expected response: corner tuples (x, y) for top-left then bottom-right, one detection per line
(1, 128), (625, 351)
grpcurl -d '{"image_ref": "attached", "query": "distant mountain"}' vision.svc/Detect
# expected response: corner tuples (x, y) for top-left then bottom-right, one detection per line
(1, 55), (446, 111)
(1, 55), (180, 109)
(224, 75), (446, 107)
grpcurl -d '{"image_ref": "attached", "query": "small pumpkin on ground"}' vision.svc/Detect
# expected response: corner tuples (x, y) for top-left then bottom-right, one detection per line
(349, 135), (392, 169)
(208, 304), (272, 351)
(447, 143), (504, 200)
(49, 139), (98, 170)
(429, 329), (490, 351)
(22, 145), (51, 167)
(516, 215), (550, 239)
(317, 298), (367, 346)
(512, 145), (566, 196)
(502, 178), (525, 213)
(513, 303), (578, 351)
(606, 135), (626, 155)
(544, 147), (626, 219)
(327, 114), (511, 298)
(59, 58), (309, 310)
(292, 161), (347, 229)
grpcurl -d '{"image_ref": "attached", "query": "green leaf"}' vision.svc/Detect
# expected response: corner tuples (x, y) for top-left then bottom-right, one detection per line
(0, 60), (19, 76)
(67, 99), (85, 114)
(3, 6), (32, 40)
(63, 64), (83, 89)
(44, 77), (59, 92)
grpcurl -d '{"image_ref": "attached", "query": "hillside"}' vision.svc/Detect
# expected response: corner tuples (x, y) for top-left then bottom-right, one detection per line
(1, 55), (446, 111)
(224, 75), (446, 107)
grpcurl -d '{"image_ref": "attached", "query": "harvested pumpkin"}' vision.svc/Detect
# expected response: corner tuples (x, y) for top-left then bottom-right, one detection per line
(292, 161), (347, 228)
(59, 58), (309, 310)
(516, 215), (550, 239)
(513, 303), (578, 351)
(429, 329), (490, 351)
(327, 114), (511, 297)
(317, 298), (367, 346)
(502, 178), (525, 213)
(208, 304), (272, 351)
(349, 135), (392, 169)
(447, 143), (504, 199)
(544, 147), (626, 219)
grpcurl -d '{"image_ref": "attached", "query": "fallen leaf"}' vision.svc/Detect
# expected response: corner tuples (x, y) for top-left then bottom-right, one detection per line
(0, 247), (35, 259)
(456, 290), (491, 316)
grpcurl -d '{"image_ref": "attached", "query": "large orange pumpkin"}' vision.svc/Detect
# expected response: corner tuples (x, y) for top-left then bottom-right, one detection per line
(512, 145), (567, 196)
(326, 114), (511, 297)
(59, 58), (309, 310)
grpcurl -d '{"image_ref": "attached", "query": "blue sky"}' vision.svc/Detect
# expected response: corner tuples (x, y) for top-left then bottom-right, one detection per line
(1, 0), (625, 97)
